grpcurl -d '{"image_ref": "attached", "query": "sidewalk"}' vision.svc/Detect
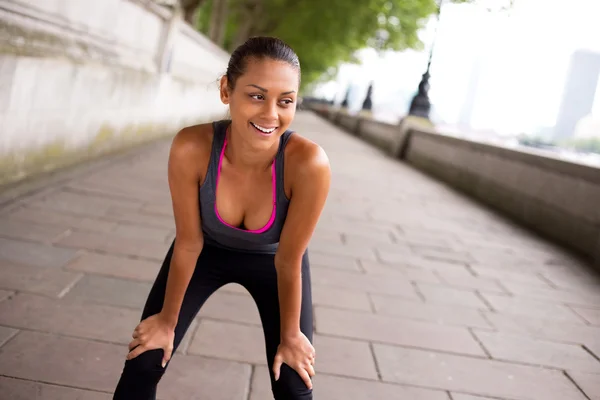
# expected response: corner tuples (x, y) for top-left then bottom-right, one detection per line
(0, 111), (599, 400)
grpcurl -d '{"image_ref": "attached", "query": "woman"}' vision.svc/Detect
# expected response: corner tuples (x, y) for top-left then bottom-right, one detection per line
(113, 36), (331, 400)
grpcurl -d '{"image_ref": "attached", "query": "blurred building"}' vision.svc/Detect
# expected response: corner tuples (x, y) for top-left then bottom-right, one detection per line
(553, 49), (600, 140)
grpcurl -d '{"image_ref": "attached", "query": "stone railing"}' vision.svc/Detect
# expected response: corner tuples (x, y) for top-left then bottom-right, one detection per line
(0, 0), (230, 186)
(308, 103), (600, 268)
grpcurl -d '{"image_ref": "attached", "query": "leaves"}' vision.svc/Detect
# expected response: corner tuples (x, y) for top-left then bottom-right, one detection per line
(190, 0), (475, 90)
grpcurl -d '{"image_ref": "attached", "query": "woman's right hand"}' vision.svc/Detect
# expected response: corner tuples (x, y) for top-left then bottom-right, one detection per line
(127, 313), (175, 368)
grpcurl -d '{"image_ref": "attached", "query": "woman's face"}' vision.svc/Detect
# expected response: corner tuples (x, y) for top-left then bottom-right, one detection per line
(221, 57), (299, 149)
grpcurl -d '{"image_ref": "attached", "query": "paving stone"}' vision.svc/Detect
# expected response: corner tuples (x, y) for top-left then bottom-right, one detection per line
(450, 394), (498, 400)
(0, 331), (125, 392)
(482, 312), (600, 349)
(65, 252), (161, 281)
(0, 376), (112, 400)
(434, 267), (508, 294)
(218, 282), (251, 296)
(371, 294), (492, 329)
(249, 365), (450, 400)
(56, 230), (169, 260)
(373, 343), (587, 400)
(0, 293), (138, 344)
(158, 354), (251, 400)
(30, 189), (141, 218)
(176, 318), (198, 355)
(312, 285), (372, 311)
(7, 206), (118, 233)
(188, 319), (266, 365)
(0, 261), (83, 297)
(308, 239), (378, 261)
(500, 281), (600, 308)
(376, 251), (467, 270)
(467, 250), (541, 268)
(473, 330), (600, 373)
(360, 260), (443, 284)
(0, 218), (69, 243)
(64, 275), (151, 309)
(413, 247), (476, 264)
(197, 291), (262, 326)
(417, 283), (491, 309)
(312, 334), (379, 379)
(141, 202), (174, 218)
(567, 371), (600, 400)
(0, 325), (18, 347)
(309, 251), (362, 272)
(311, 268), (420, 299)
(571, 306), (600, 326)
(481, 293), (586, 323)
(538, 268), (600, 292)
(584, 342), (600, 360)
(469, 264), (554, 288)
(315, 307), (486, 356)
(66, 179), (165, 203)
(0, 237), (80, 268)
(103, 208), (175, 229)
(111, 223), (173, 243)
(343, 231), (395, 247)
(0, 289), (12, 301)
(311, 228), (343, 245)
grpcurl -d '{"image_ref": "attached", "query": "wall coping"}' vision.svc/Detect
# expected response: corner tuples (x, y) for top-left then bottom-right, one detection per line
(409, 127), (600, 185)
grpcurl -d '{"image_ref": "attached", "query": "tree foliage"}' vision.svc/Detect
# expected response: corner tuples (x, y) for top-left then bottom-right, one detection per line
(187, 0), (477, 90)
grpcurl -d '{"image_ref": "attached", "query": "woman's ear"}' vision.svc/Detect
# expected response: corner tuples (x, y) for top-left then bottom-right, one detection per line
(219, 75), (230, 105)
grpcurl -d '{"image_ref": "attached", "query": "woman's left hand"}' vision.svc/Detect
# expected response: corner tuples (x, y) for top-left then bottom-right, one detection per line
(272, 332), (316, 389)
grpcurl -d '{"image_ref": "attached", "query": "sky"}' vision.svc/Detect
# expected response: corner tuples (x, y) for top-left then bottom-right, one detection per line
(313, 0), (600, 137)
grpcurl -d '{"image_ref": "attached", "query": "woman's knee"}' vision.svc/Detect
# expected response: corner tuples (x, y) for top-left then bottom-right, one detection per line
(272, 364), (313, 400)
(121, 349), (166, 385)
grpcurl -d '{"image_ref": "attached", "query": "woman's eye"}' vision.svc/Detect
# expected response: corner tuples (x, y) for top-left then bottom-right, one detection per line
(281, 99), (293, 105)
(250, 94), (264, 100)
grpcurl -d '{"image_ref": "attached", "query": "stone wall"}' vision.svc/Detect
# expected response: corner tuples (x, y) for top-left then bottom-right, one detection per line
(0, 0), (230, 186)
(309, 105), (600, 267)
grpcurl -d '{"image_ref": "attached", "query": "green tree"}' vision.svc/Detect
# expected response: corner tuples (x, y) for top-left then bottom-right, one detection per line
(191, 0), (489, 90)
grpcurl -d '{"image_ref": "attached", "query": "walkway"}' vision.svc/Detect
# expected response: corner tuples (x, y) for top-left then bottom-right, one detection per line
(0, 111), (599, 400)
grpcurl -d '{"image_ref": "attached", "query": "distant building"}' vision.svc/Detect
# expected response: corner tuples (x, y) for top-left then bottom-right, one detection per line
(553, 50), (600, 140)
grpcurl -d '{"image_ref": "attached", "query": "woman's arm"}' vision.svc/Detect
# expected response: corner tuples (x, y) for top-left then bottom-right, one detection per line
(159, 127), (207, 328)
(275, 141), (331, 339)
(127, 126), (208, 366)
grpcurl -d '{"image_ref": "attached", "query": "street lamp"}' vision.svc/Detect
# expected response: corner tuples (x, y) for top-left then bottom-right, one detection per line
(408, 0), (444, 119)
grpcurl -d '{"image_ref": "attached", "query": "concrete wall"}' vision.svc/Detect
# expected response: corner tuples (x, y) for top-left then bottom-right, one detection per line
(0, 0), (230, 186)
(309, 104), (600, 267)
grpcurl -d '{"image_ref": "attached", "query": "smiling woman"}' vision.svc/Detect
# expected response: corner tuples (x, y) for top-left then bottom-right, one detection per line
(112, 36), (331, 400)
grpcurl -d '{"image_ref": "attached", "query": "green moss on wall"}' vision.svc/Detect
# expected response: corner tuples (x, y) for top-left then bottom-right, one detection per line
(0, 115), (218, 188)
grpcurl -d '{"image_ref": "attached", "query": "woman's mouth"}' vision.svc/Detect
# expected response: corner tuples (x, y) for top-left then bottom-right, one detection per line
(250, 122), (278, 135)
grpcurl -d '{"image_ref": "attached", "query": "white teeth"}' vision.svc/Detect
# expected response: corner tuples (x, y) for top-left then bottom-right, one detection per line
(251, 122), (277, 133)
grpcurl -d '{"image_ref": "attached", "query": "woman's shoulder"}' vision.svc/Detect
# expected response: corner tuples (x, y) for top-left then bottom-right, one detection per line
(284, 132), (330, 181)
(171, 121), (216, 155)
(169, 122), (215, 179)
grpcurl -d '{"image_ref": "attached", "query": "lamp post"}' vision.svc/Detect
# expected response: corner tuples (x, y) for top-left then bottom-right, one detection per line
(408, 0), (444, 119)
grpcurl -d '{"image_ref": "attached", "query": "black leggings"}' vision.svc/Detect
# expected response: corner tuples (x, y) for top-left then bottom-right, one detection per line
(113, 241), (313, 400)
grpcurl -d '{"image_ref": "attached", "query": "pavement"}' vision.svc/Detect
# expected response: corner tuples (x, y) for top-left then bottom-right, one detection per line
(0, 110), (599, 400)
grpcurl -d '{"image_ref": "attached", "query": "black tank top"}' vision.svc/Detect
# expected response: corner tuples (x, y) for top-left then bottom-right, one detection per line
(198, 120), (294, 254)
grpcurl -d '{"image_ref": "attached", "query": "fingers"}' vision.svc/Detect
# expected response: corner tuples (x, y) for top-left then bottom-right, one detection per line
(126, 344), (147, 360)
(298, 367), (313, 389)
(272, 354), (283, 381)
(128, 338), (141, 351)
(306, 363), (316, 377)
(162, 346), (173, 368)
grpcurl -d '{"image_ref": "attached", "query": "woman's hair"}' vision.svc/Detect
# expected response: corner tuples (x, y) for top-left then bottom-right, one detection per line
(226, 36), (300, 90)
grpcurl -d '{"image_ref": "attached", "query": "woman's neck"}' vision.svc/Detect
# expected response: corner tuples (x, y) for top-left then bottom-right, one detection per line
(224, 124), (279, 172)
